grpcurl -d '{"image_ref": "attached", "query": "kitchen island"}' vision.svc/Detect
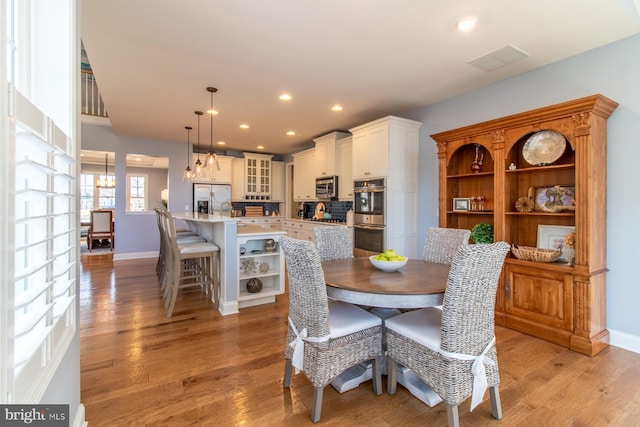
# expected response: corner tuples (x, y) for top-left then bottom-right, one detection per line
(172, 213), (287, 314)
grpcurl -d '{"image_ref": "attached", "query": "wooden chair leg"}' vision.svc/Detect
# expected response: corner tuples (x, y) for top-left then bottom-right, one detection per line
(283, 358), (293, 388)
(211, 251), (219, 309)
(311, 386), (323, 423)
(166, 268), (181, 317)
(446, 403), (460, 427)
(387, 358), (397, 395)
(489, 386), (502, 419)
(372, 357), (382, 395)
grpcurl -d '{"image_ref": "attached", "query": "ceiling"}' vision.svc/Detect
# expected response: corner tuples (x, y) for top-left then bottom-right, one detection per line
(81, 0), (640, 156)
(81, 150), (169, 168)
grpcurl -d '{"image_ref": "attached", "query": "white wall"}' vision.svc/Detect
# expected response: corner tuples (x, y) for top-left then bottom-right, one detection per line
(405, 34), (640, 345)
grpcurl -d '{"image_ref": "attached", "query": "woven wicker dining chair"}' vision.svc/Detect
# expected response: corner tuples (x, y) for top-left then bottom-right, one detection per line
(386, 241), (509, 427)
(279, 236), (383, 423)
(422, 227), (471, 264)
(313, 225), (353, 261)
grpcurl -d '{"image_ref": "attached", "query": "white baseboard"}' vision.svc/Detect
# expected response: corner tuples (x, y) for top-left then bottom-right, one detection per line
(219, 300), (239, 316)
(609, 328), (640, 354)
(113, 251), (158, 261)
(72, 403), (87, 427)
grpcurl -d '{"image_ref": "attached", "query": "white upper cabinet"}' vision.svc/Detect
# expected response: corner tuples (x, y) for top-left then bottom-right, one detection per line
(192, 154), (233, 183)
(350, 116), (422, 180)
(337, 135), (353, 201)
(350, 123), (390, 179)
(231, 158), (245, 201)
(271, 161), (285, 202)
(292, 148), (317, 201)
(314, 131), (350, 177)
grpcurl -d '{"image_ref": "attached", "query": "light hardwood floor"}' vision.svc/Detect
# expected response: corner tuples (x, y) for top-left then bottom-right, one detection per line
(80, 255), (640, 426)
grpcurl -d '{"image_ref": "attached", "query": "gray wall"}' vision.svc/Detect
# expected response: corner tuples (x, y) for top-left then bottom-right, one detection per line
(404, 34), (640, 340)
(81, 124), (193, 254)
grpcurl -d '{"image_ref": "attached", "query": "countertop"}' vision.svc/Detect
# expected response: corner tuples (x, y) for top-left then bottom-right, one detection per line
(172, 212), (236, 223)
(237, 225), (287, 237)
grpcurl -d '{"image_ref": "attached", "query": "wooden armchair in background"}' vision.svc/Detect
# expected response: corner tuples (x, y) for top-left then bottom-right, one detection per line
(89, 210), (114, 251)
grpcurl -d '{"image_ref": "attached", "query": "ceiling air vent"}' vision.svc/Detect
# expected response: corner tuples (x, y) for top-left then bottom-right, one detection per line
(468, 44), (530, 71)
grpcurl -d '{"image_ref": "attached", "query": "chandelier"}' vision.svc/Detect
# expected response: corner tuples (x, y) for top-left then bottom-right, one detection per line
(96, 152), (115, 188)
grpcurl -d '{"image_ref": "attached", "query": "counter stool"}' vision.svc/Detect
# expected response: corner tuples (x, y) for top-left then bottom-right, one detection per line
(155, 208), (206, 286)
(158, 209), (219, 317)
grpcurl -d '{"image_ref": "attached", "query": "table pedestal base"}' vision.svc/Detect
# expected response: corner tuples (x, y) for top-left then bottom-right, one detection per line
(330, 363), (372, 393)
(330, 363), (443, 408)
(396, 365), (443, 407)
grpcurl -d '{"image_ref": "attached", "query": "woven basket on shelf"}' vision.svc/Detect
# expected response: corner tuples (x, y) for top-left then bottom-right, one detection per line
(511, 244), (561, 263)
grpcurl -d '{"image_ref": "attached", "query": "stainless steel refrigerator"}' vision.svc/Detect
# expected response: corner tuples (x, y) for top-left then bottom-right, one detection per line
(193, 183), (232, 214)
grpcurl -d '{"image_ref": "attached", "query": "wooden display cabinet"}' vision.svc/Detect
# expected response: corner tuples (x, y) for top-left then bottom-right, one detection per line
(431, 95), (617, 356)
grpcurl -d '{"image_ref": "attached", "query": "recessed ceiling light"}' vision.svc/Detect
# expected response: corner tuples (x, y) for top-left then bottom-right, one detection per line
(217, 141), (226, 145)
(240, 124), (249, 129)
(257, 145), (264, 150)
(279, 93), (292, 101)
(207, 109), (219, 115)
(286, 131), (296, 136)
(331, 105), (343, 112)
(456, 16), (477, 32)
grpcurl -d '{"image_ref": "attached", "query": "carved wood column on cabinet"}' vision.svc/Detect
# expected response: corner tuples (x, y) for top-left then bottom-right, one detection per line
(492, 129), (506, 242)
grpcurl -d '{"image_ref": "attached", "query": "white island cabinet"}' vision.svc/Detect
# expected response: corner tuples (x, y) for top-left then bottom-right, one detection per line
(237, 225), (286, 308)
(173, 213), (287, 314)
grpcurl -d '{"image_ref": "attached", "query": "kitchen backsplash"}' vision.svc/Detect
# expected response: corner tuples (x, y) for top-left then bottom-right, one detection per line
(232, 201), (353, 220)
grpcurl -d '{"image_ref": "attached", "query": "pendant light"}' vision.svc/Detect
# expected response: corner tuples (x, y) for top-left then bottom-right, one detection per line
(204, 86), (219, 170)
(193, 110), (205, 179)
(182, 126), (193, 181)
(96, 152), (115, 188)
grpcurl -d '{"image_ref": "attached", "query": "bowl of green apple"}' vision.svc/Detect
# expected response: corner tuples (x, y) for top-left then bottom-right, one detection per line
(369, 249), (408, 272)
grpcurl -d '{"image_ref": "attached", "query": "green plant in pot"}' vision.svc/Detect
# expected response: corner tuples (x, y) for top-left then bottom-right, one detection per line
(471, 223), (494, 244)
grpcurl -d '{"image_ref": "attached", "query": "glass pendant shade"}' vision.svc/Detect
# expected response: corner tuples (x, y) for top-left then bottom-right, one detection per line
(183, 126), (193, 181)
(193, 111), (205, 179)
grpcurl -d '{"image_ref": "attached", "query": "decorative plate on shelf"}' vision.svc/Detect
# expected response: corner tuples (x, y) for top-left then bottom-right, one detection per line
(522, 130), (566, 166)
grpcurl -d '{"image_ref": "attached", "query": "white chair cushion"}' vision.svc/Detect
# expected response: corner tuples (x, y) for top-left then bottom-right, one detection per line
(176, 235), (206, 244)
(384, 307), (442, 352)
(178, 242), (220, 254)
(328, 300), (382, 339)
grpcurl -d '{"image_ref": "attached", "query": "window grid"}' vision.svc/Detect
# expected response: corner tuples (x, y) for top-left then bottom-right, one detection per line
(127, 174), (147, 211)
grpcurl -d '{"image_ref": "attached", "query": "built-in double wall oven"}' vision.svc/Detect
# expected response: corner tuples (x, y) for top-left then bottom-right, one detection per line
(353, 178), (385, 255)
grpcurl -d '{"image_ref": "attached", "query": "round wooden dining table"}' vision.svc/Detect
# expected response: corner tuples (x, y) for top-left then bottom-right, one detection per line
(321, 257), (450, 309)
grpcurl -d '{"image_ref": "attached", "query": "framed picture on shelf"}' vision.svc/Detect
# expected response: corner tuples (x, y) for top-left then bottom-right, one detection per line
(529, 185), (576, 212)
(453, 198), (470, 212)
(537, 225), (575, 262)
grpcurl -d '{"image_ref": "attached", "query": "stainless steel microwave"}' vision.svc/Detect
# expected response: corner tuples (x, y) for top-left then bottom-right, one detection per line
(315, 176), (338, 199)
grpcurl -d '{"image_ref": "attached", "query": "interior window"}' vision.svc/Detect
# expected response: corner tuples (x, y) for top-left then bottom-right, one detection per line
(127, 174), (147, 211)
(80, 174), (94, 222)
(126, 153), (168, 211)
